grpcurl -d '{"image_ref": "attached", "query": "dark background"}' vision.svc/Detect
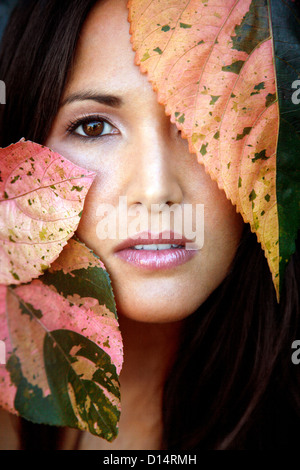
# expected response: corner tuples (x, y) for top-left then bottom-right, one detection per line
(0, 0), (19, 42)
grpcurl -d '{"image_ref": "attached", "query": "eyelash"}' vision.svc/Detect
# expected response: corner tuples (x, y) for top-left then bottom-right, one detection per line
(66, 114), (118, 140)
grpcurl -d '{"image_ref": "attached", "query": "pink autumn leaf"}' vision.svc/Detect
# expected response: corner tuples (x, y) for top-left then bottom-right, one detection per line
(0, 238), (122, 442)
(0, 139), (96, 285)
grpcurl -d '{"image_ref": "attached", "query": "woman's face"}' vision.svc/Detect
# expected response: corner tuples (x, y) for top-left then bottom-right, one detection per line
(46, 0), (243, 323)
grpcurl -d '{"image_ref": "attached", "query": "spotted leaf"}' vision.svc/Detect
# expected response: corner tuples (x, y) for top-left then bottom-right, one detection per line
(0, 139), (96, 285)
(128, 0), (300, 299)
(0, 238), (122, 442)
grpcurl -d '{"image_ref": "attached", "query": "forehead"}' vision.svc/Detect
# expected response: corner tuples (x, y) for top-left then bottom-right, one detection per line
(64, 0), (143, 96)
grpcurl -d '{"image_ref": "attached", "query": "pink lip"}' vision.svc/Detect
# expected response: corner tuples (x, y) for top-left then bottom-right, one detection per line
(114, 231), (197, 270)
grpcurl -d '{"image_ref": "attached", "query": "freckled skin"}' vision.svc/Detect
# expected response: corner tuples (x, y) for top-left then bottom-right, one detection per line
(46, 0), (244, 324)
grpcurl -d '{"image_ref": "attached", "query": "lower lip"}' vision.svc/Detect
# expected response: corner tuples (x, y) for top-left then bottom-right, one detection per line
(115, 247), (197, 270)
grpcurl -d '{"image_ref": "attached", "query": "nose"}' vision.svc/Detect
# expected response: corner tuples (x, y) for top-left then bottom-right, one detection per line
(126, 119), (184, 210)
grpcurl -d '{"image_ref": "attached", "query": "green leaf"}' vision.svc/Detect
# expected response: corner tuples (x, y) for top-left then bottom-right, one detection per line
(44, 330), (120, 441)
(270, 0), (300, 290)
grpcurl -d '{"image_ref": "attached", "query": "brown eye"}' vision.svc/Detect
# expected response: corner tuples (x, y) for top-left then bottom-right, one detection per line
(82, 121), (104, 137)
(72, 118), (117, 138)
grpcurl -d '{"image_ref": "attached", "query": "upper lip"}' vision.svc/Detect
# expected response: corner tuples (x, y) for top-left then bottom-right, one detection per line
(114, 231), (193, 252)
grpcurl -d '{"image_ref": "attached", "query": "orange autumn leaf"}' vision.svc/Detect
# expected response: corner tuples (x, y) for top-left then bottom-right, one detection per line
(128, 0), (281, 296)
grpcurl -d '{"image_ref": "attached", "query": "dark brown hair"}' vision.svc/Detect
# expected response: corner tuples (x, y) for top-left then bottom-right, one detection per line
(163, 227), (300, 449)
(0, 0), (299, 450)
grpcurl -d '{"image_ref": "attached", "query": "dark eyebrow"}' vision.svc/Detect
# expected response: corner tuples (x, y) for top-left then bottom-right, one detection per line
(60, 91), (123, 108)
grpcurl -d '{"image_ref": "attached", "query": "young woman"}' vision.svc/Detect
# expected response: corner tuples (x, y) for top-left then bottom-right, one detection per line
(0, 0), (299, 450)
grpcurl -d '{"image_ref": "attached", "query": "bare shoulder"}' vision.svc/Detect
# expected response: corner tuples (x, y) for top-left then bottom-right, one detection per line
(0, 408), (20, 450)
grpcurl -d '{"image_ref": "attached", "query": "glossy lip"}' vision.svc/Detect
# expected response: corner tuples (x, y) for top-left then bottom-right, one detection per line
(114, 231), (198, 270)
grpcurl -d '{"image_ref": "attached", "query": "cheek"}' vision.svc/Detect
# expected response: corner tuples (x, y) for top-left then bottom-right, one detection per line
(206, 197), (243, 246)
(202, 200), (244, 286)
(190, 176), (244, 288)
(190, 169), (244, 249)
(74, 171), (124, 240)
